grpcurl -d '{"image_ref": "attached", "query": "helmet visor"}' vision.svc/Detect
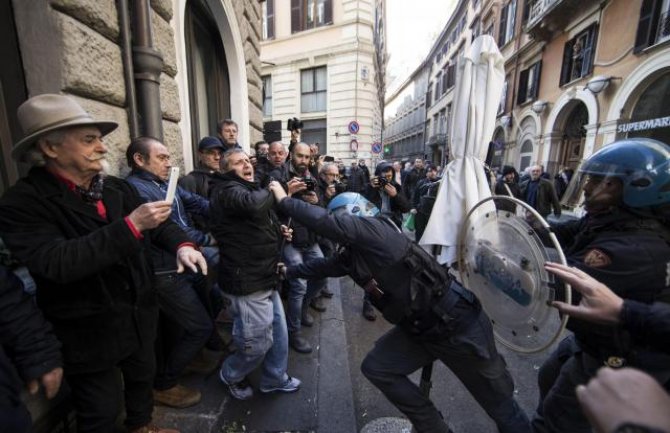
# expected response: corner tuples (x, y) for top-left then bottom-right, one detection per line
(561, 161), (624, 212)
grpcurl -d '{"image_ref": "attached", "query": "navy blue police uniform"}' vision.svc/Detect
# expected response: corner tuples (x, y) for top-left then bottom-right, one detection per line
(278, 197), (530, 433)
(532, 138), (670, 433)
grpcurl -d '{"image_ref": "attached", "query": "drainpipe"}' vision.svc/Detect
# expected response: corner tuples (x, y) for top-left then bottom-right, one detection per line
(132, 0), (164, 140)
(116, 0), (139, 138)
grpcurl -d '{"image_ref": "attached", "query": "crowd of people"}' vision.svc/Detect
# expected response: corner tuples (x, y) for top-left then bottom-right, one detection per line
(0, 93), (669, 433)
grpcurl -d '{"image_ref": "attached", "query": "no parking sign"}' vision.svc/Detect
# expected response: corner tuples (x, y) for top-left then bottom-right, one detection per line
(348, 121), (360, 135)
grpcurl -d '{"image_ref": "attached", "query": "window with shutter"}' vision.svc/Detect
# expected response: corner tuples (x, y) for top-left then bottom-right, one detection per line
(498, 5), (508, 45)
(292, 0), (333, 34)
(517, 69), (529, 105)
(262, 76), (272, 116)
(263, 0), (275, 40)
(517, 61), (542, 105)
(634, 0), (661, 52)
(301, 66), (327, 112)
(559, 25), (597, 86)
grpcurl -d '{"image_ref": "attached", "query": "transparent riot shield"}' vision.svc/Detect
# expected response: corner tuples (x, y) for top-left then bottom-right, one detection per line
(457, 195), (571, 353)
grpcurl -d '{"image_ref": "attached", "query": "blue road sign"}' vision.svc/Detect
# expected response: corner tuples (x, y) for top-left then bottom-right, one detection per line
(348, 121), (360, 135)
(371, 142), (382, 154)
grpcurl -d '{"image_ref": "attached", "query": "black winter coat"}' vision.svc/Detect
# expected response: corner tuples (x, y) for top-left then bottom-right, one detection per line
(0, 265), (62, 408)
(268, 163), (320, 247)
(363, 180), (410, 228)
(0, 168), (189, 374)
(209, 171), (282, 295)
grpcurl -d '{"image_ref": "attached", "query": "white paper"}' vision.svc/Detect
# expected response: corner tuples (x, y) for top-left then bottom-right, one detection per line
(165, 167), (179, 204)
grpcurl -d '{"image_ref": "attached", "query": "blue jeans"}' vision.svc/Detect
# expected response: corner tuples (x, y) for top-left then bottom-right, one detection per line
(361, 307), (530, 433)
(153, 273), (213, 390)
(221, 289), (290, 389)
(282, 243), (326, 333)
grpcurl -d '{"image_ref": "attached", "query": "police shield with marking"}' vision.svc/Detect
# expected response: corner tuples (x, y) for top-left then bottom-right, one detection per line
(458, 195), (570, 353)
(268, 185), (530, 433)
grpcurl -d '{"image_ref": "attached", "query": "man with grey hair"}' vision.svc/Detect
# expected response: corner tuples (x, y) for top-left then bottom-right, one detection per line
(519, 164), (561, 220)
(209, 148), (301, 400)
(0, 94), (207, 433)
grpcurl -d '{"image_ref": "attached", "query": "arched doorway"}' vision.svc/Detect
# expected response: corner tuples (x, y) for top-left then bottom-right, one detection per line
(554, 102), (587, 176)
(518, 139), (533, 172)
(184, 0), (231, 154)
(625, 72), (670, 144)
(491, 127), (506, 169)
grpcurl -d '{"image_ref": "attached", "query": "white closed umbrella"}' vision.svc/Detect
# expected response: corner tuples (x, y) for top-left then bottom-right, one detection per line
(420, 35), (505, 264)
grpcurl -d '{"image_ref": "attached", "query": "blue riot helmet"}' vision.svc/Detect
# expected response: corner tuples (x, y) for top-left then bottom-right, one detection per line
(561, 138), (670, 210)
(327, 192), (380, 217)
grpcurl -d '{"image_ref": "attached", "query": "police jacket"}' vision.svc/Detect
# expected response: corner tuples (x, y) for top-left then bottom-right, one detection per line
(279, 198), (478, 338)
(554, 208), (670, 365)
(269, 162), (320, 248)
(209, 171), (282, 296)
(621, 300), (670, 354)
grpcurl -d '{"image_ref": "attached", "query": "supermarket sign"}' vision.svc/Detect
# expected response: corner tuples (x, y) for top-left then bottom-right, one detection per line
(617, 115), (670, 133)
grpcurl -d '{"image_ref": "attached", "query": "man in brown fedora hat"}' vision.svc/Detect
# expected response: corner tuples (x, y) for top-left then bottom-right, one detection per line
(0, 94), (207, 433)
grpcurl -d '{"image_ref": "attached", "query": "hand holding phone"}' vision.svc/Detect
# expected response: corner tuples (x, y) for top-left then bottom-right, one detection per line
(165, 167), (180, 204)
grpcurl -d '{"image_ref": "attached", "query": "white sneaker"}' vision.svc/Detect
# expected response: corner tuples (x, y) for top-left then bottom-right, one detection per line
(219, 369), (253, 400)
(259, 376), (301, 394)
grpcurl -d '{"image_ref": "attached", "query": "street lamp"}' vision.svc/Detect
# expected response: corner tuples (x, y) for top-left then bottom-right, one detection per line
(531, 100), (549, 114)
(585, 75), (618, 95)
(500, 114), (512, 128)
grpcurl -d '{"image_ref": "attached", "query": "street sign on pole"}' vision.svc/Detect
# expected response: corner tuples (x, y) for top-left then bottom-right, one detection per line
(371, 142), (382, 154)
(348, 121), (360, 135)
(350, 139), (359, 151)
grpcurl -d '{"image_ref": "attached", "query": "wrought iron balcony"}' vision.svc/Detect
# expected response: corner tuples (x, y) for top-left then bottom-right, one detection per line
(427, 133), (447, 146)
(525, 0), (596, 40)
(527, 0), (561, 27)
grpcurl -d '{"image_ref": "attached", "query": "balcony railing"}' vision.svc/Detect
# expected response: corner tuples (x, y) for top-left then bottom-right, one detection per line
(528, 0), (561, 27)
(657, 10), (670, 44)
(427, 134), (447, 146)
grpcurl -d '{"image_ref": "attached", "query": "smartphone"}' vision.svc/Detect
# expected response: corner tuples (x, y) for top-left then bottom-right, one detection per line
(165, 167), (180, 204)
(324, 155), (335, 162)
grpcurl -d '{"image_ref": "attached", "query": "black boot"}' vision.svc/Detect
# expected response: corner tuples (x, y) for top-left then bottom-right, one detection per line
(362, 300), (377, 321)
(289, 332), (313, 353)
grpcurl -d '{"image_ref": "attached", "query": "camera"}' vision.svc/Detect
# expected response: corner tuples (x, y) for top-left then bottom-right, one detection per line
(333, 180), (347, 195)
(287, 117), (304, 132)
(297, 177), (316, 191)
(376, 176), (390, 187)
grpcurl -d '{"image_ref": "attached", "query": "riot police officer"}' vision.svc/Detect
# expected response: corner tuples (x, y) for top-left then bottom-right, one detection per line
(267, 186), (530, 433)
(532, 138), (670, 433)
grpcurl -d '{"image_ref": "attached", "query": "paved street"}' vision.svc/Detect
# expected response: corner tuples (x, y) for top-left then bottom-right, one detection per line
(154, 274), (559, 433)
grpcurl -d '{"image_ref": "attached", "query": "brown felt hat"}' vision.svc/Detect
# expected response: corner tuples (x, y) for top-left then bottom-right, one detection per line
(12, 94), (118, 161)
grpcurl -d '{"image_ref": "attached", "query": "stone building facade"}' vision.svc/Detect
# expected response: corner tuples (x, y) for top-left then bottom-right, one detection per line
(483, 0), (670, 177)
(259, 0), (386, 166)
(0, 0), (263, 194)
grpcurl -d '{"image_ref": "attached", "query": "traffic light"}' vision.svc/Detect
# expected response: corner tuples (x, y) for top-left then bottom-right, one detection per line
(384, 144), (391, 155)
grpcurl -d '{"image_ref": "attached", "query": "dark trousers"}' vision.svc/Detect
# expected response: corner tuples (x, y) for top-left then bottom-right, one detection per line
(415, 212), (429, 242)
(153, 273), (212, 390)
(0, 404), (31, 433)
(361, 308), (530, 433)
(65, 338), (156, 433)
